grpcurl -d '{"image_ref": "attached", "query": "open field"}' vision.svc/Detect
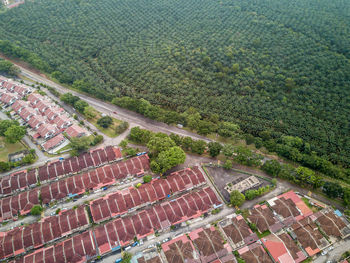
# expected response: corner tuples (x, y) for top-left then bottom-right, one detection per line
(205, 166), (271, 202)
(0, 137), (27, 162)
(86, 108), (122, 138)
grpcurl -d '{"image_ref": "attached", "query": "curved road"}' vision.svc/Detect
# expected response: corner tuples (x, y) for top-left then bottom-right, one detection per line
(18, 66), (212, 143)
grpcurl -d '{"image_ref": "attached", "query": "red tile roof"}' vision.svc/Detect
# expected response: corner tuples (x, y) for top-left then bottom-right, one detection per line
(42, 134), (66, 151)
(0, 93), (18, 104)
(65, 124), (87, 138)
(19, 107), (37, 121)
(27, 93), (44, 105)
(52, 114), (72, 129)
(37, 123), (56, 138)
(27, 115), (45, 129)
(11, 100), (29, 113)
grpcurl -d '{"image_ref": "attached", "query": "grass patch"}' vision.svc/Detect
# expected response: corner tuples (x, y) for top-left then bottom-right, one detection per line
(0, 137), (27, 162)
(86, 109), (122, 138)
(257, 230), (271, 238)
(56, 144), (72, 154)
(301, 197), (322, 212)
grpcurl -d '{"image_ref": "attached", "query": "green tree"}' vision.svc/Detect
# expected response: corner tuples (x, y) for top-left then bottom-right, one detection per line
(230, 190), (245, 207)
(97, 116), (113, 128)
(0, 120), (19, 136)
(119, 139), (128, 148)
(5, 125), (26, 143)
(262, 160), (281, 177)
(223, 159), (232, 169)
(31, 205), (43, 215)
(143, 175), (152, 183)
(74, 100), (89, 113)
(153, 146), (186, 174)
(122, 252), (132, 263)
(115, 121), (129, 134)
(208, 142), (223, 157)
(60, 93), (79, 105)
(83, 106), (97, 119)
(69, 136), (90, 156)
(191, 140), (207, 155)
(147, 133), (176, 156)
(129, 127), (152, 144)
(322, 182), (343, 198)
(92, 135), (104, 145)
(0, 60), (19, 75)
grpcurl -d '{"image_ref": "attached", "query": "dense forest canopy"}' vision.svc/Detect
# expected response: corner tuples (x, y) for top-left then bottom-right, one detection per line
(0, 0), (349, 165)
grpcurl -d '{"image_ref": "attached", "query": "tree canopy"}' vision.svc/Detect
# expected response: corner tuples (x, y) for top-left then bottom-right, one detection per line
(230, 190), (245, 207)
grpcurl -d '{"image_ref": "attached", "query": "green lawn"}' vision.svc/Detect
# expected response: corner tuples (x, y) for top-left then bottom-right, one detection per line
(87, 109), (122, 138)
(0, 137), (27, 162)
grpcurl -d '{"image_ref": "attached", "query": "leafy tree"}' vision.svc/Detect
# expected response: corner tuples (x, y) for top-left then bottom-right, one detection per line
(0, 60), (19, 75)
(322, 182), (343, 198)
(191, 140), (207, 155)
(60, 93), (79, 106)
(153, 146), (186, 174)
(169, 133), (182, 146)
(181, 136), (194, 151)
(74, 100), (89, 113)
(115, 121), (129, 134)
(230, 190), (245, 207)
(0, 120), (19, 136)
(223, 159), (232, 169)
(97, 116), (113, 128)
(122, 252), (132, 263)
(83, 106), (97, 119)
(69, 136), (90, 156)
(245, 134), (255, 145)
(92, 135), (104, 145)
(143, 175), (152, 183)
(218, 122), (240, 138)
(147, 133), (176, 156)
(262, 160), (281, 177)
(222, 144), (235, 157)
(129, 127), (152, 144)
(31, 205), (43, 215)
(208, 142), (222, 157)
(5, 125), (26, 143)
(119, 139), (128, 148)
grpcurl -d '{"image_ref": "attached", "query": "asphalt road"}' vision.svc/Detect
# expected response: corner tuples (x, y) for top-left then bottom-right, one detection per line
(313, 237), (350, 263)
(18, 67), (212, 143)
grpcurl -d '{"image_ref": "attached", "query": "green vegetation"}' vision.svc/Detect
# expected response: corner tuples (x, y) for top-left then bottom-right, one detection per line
(143, 175), (152, 183)
(262, 160), (350, 206)
(129, 127), (186, 173)
(0, 0), (349, 173)
(0, 119), (26, 143)
(0, 58), (19, 75)
(121, 251), (132, 263)
(244, 185), (273, 200)
(30, 205), (43, 216)
(97, 116), (113, 128)
(230, 190), (245, 207)
(69, 136), (91, 156)
(0, 136), (26, 162)
(60, 92), (123, 137)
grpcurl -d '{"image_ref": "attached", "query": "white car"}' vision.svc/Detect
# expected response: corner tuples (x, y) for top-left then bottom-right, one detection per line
(321, 250), (328, 256)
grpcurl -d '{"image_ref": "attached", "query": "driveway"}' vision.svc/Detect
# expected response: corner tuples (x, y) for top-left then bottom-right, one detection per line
(313, 237), (350, 263)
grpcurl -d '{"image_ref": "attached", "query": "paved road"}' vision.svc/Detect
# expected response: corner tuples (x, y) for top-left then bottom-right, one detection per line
(18, 67), (212, 143)
(314, 237), (350, 263)
(100, 206), (234, 263)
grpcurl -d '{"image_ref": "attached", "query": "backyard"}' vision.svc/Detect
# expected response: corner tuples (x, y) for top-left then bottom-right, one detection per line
(0, 136), (27, 162)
